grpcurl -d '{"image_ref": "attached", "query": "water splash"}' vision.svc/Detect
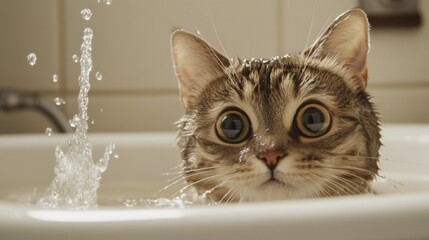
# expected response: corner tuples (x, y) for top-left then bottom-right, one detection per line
(37, 27), (115, 210)
(27, 53), (37, 66)
(123, 197), (192, 208)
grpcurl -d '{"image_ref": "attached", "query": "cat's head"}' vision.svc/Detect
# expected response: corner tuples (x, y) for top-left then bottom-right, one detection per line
(171, 9), (380, 202)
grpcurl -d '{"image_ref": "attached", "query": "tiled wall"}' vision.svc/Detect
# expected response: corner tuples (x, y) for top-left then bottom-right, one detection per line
(1, 0), (429, 134)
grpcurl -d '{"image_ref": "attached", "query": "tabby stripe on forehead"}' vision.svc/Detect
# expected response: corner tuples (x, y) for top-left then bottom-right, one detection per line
(288, 73), (301, 97)
(269, 67), (284, 89)
(231, 77), (245, 100)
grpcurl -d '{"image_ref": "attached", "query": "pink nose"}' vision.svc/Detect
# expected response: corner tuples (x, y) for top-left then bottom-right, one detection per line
(257, 150), (287, 170)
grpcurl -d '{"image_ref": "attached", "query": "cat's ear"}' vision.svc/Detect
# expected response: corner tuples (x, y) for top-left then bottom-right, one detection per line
(305, 9), (370, 89)
(171, 29), (230, 109)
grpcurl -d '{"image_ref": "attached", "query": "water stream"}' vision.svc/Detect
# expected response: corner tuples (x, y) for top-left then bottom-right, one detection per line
(34, 2), (192, 210)
(37, 19), (115, 210)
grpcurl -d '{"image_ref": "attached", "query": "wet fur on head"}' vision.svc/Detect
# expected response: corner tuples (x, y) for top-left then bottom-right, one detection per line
(171, 9), (381, 203)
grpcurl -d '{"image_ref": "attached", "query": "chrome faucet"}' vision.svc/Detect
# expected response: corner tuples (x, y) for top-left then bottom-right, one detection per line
(0, 89), (72, 133)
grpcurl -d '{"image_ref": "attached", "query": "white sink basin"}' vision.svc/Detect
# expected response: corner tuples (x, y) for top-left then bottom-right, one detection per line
(1, 124), (429, 240)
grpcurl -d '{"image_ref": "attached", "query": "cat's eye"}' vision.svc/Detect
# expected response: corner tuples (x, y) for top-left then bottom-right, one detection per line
(295, 103), (331, 138)
(215, 108), (251, 144)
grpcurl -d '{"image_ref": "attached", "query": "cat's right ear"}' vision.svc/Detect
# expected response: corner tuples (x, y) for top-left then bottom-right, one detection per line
(171, 29), (230, 109)
(304, 9), (370, 89)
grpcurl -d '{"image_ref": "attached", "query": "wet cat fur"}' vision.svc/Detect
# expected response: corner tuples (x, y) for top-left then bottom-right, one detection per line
(171, 9), (381, 203)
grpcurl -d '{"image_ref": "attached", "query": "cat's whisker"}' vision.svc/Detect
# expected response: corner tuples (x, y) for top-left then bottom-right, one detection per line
(323, 172), (369, 194)
(200, 30), (240, 85)
(161, 170), (184, 176)
(201, 178), (229, 201)
(328, 154), (380, 161)
(322, 164), (376, 174)
(323, 178), (353, 196)
(299, 173), (333, 198)
(322, 166), (372, 183)
(313, 13), (335, 49)
(182, 166), (219, 173)
(208, 10), (229, 60)
(171, 173), (227, 199)
(216, 176), (244, 204)
(312, 173), (348, 197)
(319, 157), (379, 172)
(218, 182), (240, 204)
(226, 181), (247, 204)
(322, 164), (378, 178)
(163, 166), (219, 176)
(330, 172), (369, 192)
(302, 177), (322, 198)
(313, 180), (333, 198)
(163, 162), (184, 172)
(156, 168), (220, 198)
(165, 169), (212, 184)
(206, 13), (244, 85)
(375, 171), (404, 189)
(303, 2), (317, 52)
(329, 177), (359, 195)
(314, 180), (335, 198)
(154, 176), (187, 198)
(312, 183), (324, 199)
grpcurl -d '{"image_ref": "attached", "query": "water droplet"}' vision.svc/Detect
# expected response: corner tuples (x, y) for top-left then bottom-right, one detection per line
(100, 108), (104, 112)
(202, 189), (213, 198)
(54, 97), (66, 106)
(52, 74), (58, 83)
(84, 28), (93, 35)
(27, 53), (37, 66)
(114, 154), (119, 159)
(197, 30), (201, 35)
(45, 128), (52, 136)
(238, 147), (250, 163)
(91, 119), (95, 125)
(95, 72), (103, 80)
(72, 54), (79, 63)
(69, 114), (80, 128)
(98, 0), (113, 5)
(80, 9), (92, 21)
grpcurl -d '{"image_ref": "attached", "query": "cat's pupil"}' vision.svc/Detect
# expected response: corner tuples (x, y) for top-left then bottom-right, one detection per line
(221, 114), (243, 139)
(302, 107), (325, 132)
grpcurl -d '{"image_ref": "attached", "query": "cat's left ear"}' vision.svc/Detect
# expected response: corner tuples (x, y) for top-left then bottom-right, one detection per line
(305, 9), (370, 89)
(171, 29), (230, 110)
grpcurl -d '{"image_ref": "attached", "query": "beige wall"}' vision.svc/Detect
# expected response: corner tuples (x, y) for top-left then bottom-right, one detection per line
(1, 0), (429, 134)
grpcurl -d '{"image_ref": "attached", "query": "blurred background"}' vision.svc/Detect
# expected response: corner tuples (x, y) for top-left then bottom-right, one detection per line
(0, 0), (428, 134)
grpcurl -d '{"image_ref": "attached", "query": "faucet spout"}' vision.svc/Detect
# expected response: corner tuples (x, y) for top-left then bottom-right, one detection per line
(0, 89), (72, 133)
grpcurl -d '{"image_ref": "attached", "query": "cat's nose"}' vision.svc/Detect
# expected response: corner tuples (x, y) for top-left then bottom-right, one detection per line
(257, 150), (287, 171)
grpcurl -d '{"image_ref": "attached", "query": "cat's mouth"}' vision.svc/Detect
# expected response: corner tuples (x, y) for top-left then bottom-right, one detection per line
(261, 178), (289, 188)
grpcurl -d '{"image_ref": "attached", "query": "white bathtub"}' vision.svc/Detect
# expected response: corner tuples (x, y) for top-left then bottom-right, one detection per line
(1, 124), (429, 240)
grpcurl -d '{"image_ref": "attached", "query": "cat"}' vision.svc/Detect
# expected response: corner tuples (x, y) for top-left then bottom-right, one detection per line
(170, 9), (381, 203)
